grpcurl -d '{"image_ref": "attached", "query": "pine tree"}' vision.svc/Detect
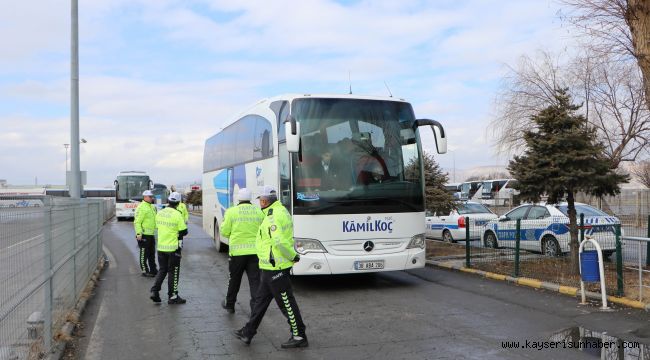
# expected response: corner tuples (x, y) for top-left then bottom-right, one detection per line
(418, 151), (455, 214)
(507, 89), (628, 273)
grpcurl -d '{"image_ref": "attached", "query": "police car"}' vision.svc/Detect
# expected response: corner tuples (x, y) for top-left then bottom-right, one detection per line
(425, 202), (498, 242)
(481, 203), (620, 257)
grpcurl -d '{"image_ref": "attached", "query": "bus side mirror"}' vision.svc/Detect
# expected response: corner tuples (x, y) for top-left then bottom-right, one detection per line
(414, 119), (447, 154)
(149, 180), (154, 190)
(285, 115), (301, 153)
(113, 180), (119, 191)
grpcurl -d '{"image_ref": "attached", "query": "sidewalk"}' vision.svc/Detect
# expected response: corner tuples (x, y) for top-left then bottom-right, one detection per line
(70, 218), (281, 359)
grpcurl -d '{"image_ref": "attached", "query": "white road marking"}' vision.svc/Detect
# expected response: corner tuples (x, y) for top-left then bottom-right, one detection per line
(5, 234), (43, 250)
(84, 295), (108, 360)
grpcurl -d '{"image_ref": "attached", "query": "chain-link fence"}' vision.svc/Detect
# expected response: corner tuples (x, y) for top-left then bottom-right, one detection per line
(0, 196), (114, 359)
(427, 214), (650, 299)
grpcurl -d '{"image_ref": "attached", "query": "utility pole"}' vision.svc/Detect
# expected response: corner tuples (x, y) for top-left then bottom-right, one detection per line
(69, 0), (82, 198)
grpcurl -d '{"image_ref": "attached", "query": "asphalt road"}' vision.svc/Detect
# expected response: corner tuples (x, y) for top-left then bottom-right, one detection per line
(72, 215), (650, 360)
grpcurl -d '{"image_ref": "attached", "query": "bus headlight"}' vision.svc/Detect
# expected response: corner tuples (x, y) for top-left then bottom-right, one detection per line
(294, 238), (328, 255)
(407, 233), (426, 249)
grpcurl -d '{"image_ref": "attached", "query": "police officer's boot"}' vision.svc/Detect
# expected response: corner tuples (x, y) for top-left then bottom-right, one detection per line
(221, 299), (235, 314)
(281, 335), (308, 348)
(233, 328), (251, 345)
(150, 291), (161, 304)
(168, 295), (187, 305)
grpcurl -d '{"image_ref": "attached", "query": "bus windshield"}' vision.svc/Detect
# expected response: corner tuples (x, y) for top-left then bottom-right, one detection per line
(290, 98), (424, 215)
(116, 176), (150, 202)
(481, 181), (492, 195)
(152, 184), (169, 204)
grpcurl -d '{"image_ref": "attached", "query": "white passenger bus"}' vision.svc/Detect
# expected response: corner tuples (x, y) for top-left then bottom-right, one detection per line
(113, 171), (153, 220)
(202, 94), (447, 275)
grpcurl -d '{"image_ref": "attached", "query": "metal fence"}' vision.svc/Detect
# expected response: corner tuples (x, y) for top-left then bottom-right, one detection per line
(0, 196), (114, 359)
(475, 189), (650, 223)
(427, 214), (650, 299)
(577, 190), (650, 228)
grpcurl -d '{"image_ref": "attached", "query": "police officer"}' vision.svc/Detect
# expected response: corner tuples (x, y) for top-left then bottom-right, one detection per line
(150, 192), (188, 305)
(177, 194), (189, 223)
(170, 185), (189, 223)
(134, 190), (157, 277)
(234, 186), (308, 348)
(220, 188), (264, 313)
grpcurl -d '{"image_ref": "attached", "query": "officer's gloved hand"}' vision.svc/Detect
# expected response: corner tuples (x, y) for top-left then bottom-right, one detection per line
(293, 255), (300, 263)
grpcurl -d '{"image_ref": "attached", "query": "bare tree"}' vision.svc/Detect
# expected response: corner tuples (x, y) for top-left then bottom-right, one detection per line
(561, 0), (650, 110)
(491, 49), (650, 168)
(631, 160), (650, 187)
(576, 55), (650, 167)
(492, 51), (568, 153)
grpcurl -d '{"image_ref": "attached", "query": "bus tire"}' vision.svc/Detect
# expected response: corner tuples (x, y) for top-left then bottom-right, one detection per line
(214, 220), (226, 253)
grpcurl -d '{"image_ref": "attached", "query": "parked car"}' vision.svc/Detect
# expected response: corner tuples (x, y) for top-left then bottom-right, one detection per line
(481, 203), (620, 257)
(426, 202), (498, 242)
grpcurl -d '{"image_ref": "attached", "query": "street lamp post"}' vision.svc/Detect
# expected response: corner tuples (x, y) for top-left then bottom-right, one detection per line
(69, 0), (82, 198)
(63, 144), (70, 172)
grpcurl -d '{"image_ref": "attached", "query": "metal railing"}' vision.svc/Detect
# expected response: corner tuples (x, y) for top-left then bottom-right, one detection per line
(427, 214), (629, 297)
(0, 196), (114, 359)
(621, 236), (650, 302)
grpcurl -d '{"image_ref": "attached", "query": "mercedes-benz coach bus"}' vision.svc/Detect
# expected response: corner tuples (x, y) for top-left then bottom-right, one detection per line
(114, 171), (153, 220)
(202, 94), (447, 275)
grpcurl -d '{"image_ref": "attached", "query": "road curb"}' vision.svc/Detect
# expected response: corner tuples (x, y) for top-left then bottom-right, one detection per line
(47, 255), (108, 360)
(426, 259), (649, 311)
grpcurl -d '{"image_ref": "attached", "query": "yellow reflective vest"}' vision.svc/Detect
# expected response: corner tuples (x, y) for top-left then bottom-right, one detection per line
(134, 201), (156, 236)
(178, 202), (189, 223)
(221, 202), (264, 256)
(156, 207), (187, 252)
(256, 201), (297, 271)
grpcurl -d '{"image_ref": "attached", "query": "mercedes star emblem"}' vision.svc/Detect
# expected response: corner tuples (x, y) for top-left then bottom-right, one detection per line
(363, 241), (374, 252)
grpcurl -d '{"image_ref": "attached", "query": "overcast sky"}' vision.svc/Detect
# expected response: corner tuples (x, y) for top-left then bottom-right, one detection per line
(0, 0), (576, 187)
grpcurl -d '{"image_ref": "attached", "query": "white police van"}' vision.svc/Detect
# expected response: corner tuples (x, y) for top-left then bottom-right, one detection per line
(425, 202), (498, 242)
(481, 203), (620, 257)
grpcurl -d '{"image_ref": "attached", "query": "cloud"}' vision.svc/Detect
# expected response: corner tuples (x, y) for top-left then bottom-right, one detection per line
(1, 0), (578, 185)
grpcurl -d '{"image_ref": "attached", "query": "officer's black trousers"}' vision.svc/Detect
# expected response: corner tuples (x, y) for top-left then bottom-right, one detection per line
(225, 255), (260, 311)
(151, 250), (181, 297)
(137, 235), (157, 274)
(243, 268), (306, 338)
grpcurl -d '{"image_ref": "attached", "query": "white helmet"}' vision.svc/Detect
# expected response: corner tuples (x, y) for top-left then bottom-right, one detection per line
(256, 185), (277, 199)
(237, 188), (252, 201)
(142, 190), (154, 197)
(168, 192), (182, 202)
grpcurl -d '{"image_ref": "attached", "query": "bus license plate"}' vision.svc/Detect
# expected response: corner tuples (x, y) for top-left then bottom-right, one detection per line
(354, 260), (384, 270)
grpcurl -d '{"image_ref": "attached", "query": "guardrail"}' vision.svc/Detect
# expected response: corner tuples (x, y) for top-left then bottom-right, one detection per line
(0, 196), (114, 359)
(621, 236), (650, 302)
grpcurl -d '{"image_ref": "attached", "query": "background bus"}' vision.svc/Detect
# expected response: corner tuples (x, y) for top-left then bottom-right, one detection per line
(46, 188), (116, 198)
(152, 183), (170, 210)
(479, 178), (519, 206)
(459, 181), (482, 200)
(113, 171), (153, 220)
(203, 94), (446, 275)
